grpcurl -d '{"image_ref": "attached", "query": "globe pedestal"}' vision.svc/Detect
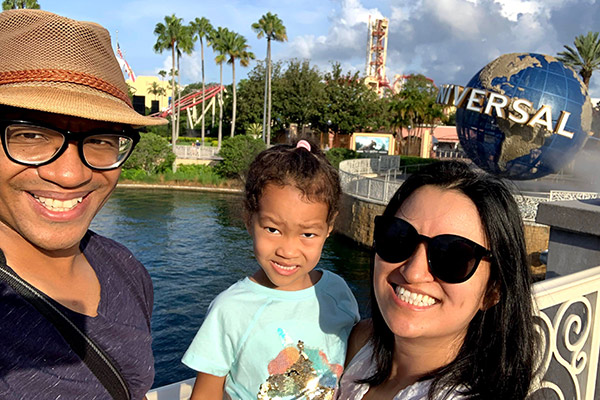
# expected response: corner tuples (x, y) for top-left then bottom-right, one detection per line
(536, 198), (600, 278)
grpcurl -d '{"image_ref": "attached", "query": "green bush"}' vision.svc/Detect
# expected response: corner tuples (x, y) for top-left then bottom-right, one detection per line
(124, 132), (175, 174)
(162, 164), (224, 185)
(143, 124), (170, 139)
(215, 135), (266, 179)
(119, 168), (159, 182)
(325, 147), (359, 169)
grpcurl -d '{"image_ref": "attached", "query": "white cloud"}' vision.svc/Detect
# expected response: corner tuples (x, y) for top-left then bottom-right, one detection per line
(426, 0), (485, 38)
(492, 0), (542, 20)
(281, 0), (384, 71)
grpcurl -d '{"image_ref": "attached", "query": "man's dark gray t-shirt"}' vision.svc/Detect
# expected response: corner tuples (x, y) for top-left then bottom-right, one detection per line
(0, 230), (154, 399)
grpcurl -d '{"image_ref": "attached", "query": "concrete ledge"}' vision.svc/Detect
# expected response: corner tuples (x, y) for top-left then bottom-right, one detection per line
(117, 183), (242, 194)
(536, 198), (600, 278)
(536, 198), (600, 236)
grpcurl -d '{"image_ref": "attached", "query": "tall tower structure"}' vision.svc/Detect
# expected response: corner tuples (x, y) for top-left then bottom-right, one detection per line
(365, 17), (390, 96)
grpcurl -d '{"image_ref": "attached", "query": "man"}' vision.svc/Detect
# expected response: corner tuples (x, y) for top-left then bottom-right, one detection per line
(0, 9), (166, 399)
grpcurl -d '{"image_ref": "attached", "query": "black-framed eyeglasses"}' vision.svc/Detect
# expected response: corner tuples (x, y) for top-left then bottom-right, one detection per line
(374, 215), (493, 284)
(0, 120), (140, 170)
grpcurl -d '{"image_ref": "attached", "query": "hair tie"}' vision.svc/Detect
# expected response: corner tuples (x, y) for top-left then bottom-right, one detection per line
(296, 140), (311, 152)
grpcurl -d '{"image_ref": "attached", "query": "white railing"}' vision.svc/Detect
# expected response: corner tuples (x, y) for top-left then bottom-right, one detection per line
(147, 266), (600, 400)
(173, 145), (219, 159)
(530, 265), (600, 400)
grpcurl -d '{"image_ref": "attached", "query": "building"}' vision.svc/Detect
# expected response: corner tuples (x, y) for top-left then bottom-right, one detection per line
(126, 76), (171, 115)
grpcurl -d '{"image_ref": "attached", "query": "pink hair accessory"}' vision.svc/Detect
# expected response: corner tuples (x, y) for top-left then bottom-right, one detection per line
(296, 140), (311, 151)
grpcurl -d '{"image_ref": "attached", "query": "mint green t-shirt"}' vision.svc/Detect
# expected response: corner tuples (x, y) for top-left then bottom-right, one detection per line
(182, 269), (360, 400)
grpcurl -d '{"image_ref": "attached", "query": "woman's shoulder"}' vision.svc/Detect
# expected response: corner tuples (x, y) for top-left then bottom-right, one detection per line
(345, 319), (373, 366)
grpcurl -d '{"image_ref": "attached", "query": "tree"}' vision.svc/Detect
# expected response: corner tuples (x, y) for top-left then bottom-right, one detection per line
(314, 63), (385, 138)
(2, 0), (40, 9)
(233, 61), (283, 134)
(158, 70), (167, 81)
(220, 30), (255, 137)
(252, 12), (287, 146)
(209, 27), (228, 149)
(389, 74), (443, 155)
(175, 25), (194, 140)
(190, 17), (213, 145)
(280, 59), (324, 134)
(214, 135), (266, 179)
(123, 132), (176, 174)
(153, 14), (184, 170)
(557, 31), (600, 87)
(147, 81), (166, 100)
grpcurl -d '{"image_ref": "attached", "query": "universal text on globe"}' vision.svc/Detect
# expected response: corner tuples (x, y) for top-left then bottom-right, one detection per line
(436, 84), (576, 139)
(441, 53), (590, 179)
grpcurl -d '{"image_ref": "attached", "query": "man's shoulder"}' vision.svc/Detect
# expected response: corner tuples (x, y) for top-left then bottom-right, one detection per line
(82, 230), (150, 286)
(83, 230), (133, 255)
(82, 230), (142, 268)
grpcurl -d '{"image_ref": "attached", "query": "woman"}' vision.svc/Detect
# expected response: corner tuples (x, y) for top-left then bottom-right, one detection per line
(337, 161), (538, 400)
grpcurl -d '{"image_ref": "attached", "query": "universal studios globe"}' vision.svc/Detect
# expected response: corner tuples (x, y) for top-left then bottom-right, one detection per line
(444, 53), (592, 180)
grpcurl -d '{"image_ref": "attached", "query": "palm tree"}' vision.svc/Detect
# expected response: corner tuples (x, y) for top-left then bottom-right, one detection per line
(153, 14), (184, 166)
(252, 12), (287, 146)
(190, 17), (213, 145)
(220, 30), (255, 137)
(147, 81), (166, 100)
(175, 25), (194, 138)
(209, 27), (227, 149)
(158, 69), (167, 81)
(557, 31), (600, 87)
(2, 0), (40, 9)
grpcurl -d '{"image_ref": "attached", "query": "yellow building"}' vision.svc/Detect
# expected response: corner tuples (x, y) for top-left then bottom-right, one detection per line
(126, 75), (171, 114)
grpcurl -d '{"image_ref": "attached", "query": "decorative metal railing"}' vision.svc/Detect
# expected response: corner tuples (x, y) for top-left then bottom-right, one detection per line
(173, 145), (220, 160)
(530, 265), (600, 400)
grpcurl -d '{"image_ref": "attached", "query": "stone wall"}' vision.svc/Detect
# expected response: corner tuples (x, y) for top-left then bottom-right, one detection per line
(335, 193), (550, 278)
(334, 193), (384, 246)
(524, 223), (550, 279)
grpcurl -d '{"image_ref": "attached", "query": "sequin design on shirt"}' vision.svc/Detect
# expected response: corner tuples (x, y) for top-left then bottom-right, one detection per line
(257, 329), (342, 400)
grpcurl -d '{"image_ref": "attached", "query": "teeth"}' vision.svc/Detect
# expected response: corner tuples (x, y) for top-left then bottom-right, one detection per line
(395, 286), (437, 306)
(274, 262), (298, 270)
(34, 195), (83, 211)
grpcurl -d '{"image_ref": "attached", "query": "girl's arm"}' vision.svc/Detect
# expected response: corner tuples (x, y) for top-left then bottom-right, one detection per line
(189, 372), (226, 400)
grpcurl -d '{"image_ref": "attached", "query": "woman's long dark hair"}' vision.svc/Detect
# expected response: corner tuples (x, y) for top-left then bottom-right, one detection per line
(362, 161), (538, 399)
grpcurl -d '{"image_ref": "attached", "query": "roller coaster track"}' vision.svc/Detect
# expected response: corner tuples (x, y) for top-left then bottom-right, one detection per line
(152, 85), (226, 127)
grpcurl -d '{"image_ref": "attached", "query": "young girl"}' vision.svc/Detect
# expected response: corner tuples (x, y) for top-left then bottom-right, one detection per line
(182, 139), (360, 400)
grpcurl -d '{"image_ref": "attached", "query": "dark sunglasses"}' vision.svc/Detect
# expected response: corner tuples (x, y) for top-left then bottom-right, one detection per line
(374, 215), (492, 284)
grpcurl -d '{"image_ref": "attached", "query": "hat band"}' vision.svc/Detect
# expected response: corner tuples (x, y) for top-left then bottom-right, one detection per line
(0, 69), (132, 107)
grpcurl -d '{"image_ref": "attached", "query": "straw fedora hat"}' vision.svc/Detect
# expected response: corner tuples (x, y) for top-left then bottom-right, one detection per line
(0, 9), (166, 126)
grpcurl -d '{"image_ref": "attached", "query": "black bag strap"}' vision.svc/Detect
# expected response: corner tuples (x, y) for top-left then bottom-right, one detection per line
(0, 250), (130, 400)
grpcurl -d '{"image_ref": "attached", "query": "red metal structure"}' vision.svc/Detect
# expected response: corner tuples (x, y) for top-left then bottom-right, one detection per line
(365, 17), (391, 96)
(153, 84), (225, 128)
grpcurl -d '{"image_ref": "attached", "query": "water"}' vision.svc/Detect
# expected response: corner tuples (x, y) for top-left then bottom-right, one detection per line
(90, 188), (372, 388)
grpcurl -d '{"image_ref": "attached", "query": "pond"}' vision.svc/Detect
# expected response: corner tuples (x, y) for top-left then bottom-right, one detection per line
(90, 188), (372, 388)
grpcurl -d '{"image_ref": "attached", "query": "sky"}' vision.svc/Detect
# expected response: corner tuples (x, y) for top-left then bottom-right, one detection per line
(40, 0), (600, 97)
